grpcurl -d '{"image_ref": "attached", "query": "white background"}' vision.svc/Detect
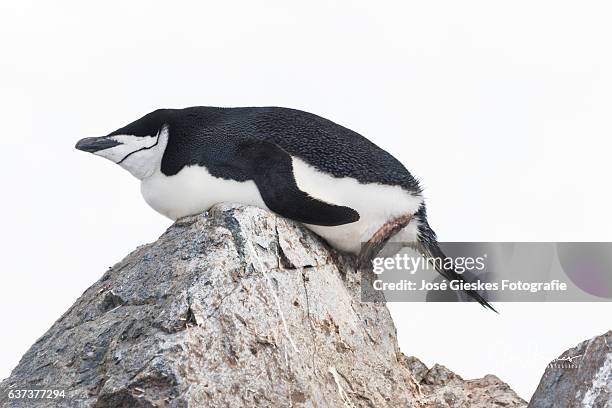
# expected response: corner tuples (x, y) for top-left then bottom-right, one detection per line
(1, 0), (611, 400)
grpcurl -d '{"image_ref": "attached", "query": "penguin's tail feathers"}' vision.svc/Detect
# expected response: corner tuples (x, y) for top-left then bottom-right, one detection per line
(415, 210), (497, 313)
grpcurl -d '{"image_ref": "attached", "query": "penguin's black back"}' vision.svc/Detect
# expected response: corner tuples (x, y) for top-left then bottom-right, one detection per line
(157, 106), (421, 193)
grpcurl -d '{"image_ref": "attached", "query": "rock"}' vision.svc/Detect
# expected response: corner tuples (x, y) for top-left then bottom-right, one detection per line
(529, 331), (611, 408)
(0, 204), (525, 407)
(399, 355), (429, 383)
(396, 356), (527, 408)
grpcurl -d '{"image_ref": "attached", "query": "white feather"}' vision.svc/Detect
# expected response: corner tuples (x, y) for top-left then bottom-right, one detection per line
(93, 127), (169, 179)
(140, 155), (423, 253)
(141, 165), (266, 221)
(292, 157), (424, 253)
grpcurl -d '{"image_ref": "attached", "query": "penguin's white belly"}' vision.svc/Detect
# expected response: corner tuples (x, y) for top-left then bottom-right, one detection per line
(141, 166), (267, 221)
(292, 158), (424, 253)
(141, 159), (424, 254)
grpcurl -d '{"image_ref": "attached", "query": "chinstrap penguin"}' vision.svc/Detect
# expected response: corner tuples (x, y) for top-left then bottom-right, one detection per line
(76, 106), (495, 311)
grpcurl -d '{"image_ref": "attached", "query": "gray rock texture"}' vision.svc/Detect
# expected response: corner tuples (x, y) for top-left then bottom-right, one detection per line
(398, 355), (526, 408)
(1, 204), (526, 407)
(529, 331), (611, 408)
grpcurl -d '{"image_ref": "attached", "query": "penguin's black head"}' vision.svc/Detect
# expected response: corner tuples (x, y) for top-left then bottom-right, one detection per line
(76, 109), (171, 179)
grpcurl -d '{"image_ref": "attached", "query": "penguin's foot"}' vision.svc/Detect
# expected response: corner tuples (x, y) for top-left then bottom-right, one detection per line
(358, 214), (414, 270)
(326, 244), (360, 278)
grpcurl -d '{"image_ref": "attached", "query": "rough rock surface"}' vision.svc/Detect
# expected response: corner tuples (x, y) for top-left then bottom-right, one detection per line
(397, 356), (526, 408)
(1, 204), (525, 407)
(529, 331), (611, 408)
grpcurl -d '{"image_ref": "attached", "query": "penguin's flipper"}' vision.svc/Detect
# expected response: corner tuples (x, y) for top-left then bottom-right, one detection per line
(237, 140), (360, 226)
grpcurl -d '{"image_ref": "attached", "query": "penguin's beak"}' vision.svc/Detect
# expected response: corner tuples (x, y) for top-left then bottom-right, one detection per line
(75, 137), (121, 153)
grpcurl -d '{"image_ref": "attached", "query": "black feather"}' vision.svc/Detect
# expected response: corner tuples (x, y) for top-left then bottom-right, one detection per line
(105, 106), (422, 193)
(415, 206), (497, 313)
